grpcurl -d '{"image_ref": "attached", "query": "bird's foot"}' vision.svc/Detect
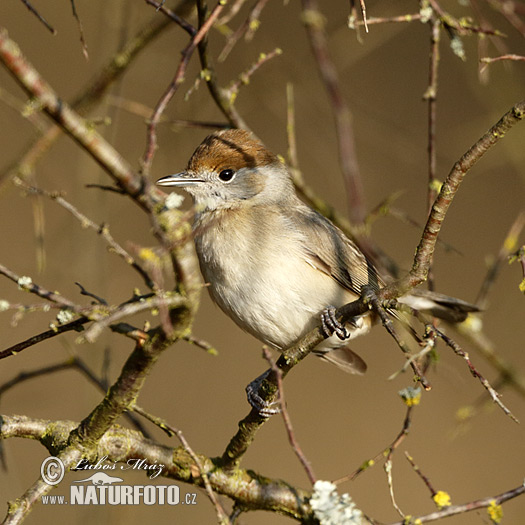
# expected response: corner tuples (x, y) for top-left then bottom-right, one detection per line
(246, 369), (281, 417)
(321, 305), (349, 340)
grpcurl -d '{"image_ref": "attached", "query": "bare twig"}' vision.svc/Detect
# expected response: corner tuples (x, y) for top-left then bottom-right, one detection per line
(225, 47), (283, 100)
(13, 176), (156, 290)
(422, 15), (441, 291)
(81, 293), (189, 343)
(389, 482), (525, 524)
(285, 83), (300, 175)
(302, 0), (366, 225)
(0, 317), (88, 360)
(424, 18), (441, 216)
(132, 406), (231, 524)
(385, 459), (404, 517)
(486, 0), (525, 38)
(436, 328), (518, 422)
(364, 288), (431, 390)
(405, 452), (437, 496)
(196, 0), (248, 129)
(217, 0), (247, 25)
(0, 28), (163, 211)
(219, 0), (270, 61)
(19, 0), (56, 34)
(476, 211), (525, 307)
(263, 347), (316, 485)
(141, 0), (226, 175)
(105, 94), (226, 129)
(481, 53), (525, 63)
(382, 100), (525, 300)
(335, 405), (415, 484)
(349, 13), (422, 28)
(182, 334), (218, 354)
(70, 0), (89, 59)
(0, 262), (82, 312)
(144, 0), (197, 36)
(358, 0), (369, 32)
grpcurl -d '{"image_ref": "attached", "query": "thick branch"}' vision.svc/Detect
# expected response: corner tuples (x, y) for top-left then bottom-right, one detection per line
(0, 415), (314, 522)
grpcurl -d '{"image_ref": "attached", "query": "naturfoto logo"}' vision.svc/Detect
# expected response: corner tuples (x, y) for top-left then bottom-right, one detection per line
(40, 456), (197, 507)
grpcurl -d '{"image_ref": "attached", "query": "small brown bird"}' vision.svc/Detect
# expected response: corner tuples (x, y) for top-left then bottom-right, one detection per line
(157, 129), (477, 376)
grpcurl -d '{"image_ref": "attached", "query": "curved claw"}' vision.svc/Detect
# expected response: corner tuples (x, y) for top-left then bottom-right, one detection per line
(321, 306), (349, 340)
(246, 369), (281, 417)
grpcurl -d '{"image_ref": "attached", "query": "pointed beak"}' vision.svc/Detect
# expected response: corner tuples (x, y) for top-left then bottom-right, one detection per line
(156, 172), (205, 187)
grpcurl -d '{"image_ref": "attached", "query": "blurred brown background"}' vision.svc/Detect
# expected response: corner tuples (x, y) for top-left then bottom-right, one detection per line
(1, 0), (525, 523)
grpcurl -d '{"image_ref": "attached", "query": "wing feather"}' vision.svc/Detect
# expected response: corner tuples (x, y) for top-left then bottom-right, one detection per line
(288, 204), (383, 295)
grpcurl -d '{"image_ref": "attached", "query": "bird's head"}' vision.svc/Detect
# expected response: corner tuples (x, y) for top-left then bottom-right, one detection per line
(157, 129), (294, 212)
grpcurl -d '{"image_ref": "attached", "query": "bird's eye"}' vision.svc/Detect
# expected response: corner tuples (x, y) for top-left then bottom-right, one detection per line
(218, 169), (235, 182)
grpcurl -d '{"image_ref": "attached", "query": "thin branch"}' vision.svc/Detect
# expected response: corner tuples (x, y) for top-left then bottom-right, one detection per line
(404, 452), (438, 497)
(141, 0), (227, 175)
(13, 176), (156, 290)
(105, 94), (227, 129)
(217, 0), (247, 25)
(0, 262), (82, 312)
(19, 0), (56, 34)
(421, 15), (441, 291)
(476, 211), (525, 307)
(358, 0), (369, 32)
(0, 27), (162, 211)
(263, 347), (316, 485)
(0, 317), (89, 360)
(1, 6), (184, 187)
(182, 334), (218, 354)
(349, 13), (422, 28)
(196, 0), (248, 129)
(81, 293), (189, 343)
(70, 0), (89, 59)
(132, 406), (230, 524)
(144, 0), (197, 36)
(382, 100), (525, 300)
(225, 47), (283, 101)
(336, 405), (415, 484)
(425, 18), (441, 216)
(302, 0), (366, 226)
(389, 483), (525, 524)
(481, 53), (525, 63)
(436, 328), (518, 422)
(219, 0), (270, 61)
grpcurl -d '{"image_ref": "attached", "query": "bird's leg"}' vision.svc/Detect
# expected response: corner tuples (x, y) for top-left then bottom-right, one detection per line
(245, 369), (282, 417)
(321, 305), (349, 340)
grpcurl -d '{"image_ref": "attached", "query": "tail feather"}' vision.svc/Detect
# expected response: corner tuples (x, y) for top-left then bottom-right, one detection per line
(313, 347), (367, 375)
(400, 289), (480, 323)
